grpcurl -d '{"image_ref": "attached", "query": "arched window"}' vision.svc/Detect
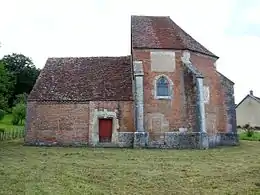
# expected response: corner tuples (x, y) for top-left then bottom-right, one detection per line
(156, 76), (170, 97)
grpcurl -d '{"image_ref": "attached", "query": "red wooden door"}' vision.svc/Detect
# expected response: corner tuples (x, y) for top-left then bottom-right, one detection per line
(99, 119), (113, 142)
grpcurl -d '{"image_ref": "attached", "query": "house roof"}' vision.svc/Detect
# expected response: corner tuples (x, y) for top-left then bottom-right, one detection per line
(235, 94), (260, 108)
(131, 15), (218, 58)
(28, 56), (133, 101)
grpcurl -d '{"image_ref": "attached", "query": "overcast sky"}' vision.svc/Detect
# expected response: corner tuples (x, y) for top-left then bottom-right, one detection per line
(0, 0), (260, 103)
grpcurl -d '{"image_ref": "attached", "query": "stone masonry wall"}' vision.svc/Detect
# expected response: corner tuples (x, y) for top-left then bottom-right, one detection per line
(25, 101), (135, 146)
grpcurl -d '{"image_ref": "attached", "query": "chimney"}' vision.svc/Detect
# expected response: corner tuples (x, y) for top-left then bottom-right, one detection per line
(250, 90), (253, 96)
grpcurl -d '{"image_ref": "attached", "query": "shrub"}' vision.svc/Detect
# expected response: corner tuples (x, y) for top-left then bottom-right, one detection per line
(243, 123), (250, 129)
(239, 132), (260, 141)
(12, 103), (26, 125)
(0, 109), (5, 121)
(246, 129), (254, 137)
(0, 95), (8, 111)
(11, 116), (20, 125)
(243, 123), (255, 137)
(14, 93), (28, 105)
(0, 127), (5, 133)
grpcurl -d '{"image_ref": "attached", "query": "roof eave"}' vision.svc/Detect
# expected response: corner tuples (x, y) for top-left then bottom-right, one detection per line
(236, 94), (260, 109)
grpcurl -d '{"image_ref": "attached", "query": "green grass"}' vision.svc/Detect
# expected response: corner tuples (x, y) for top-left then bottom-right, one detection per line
(0, 140), (260, 194)
(0, 114), (24, 131)
(239, 131), (260, 141)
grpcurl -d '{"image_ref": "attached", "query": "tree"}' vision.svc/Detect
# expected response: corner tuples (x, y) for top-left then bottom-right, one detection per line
(12, 103), (26, 125)
(14, 93), (28, 105)
(1, 53), (40, 107)
(2, 53), (34, 74)
(0, 61), (14, 110)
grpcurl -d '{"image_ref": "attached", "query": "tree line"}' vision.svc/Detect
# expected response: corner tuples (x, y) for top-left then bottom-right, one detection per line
(0, 53), (40, 124)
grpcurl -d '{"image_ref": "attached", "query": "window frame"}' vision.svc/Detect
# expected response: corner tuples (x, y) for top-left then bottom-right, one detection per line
(154, 75), (173, 100)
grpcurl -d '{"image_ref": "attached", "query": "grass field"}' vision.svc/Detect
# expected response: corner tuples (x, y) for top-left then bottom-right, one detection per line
(239, 131), (260, 141)
(1, 140), (260, 194)
(0, 114), (24, 131)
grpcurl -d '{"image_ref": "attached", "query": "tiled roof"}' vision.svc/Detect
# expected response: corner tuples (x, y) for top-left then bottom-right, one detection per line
(28, 56), (133, 101)
(131, 15), (218, 58)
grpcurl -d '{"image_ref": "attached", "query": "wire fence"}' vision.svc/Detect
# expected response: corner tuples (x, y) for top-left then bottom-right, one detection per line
(0, 127), (25, 141)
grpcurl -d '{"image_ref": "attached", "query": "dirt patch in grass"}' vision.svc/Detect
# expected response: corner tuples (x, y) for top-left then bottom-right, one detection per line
(0, 140), (260, 194)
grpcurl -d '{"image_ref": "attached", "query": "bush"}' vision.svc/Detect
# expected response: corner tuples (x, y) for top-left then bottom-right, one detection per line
(11, 116), (20, 125)
(243, 123), (250, 129)
(0, 109), (5, 121)
(243, 123), (255, 137)
(14, 93), (28, 105)
(239, 132), (260, 141)
(0, 127), (5, 133)
(12, 103), (26, 125)
(246, 129), (254, 137)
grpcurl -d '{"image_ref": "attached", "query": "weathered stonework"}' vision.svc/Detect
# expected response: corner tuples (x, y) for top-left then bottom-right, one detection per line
(133, 61), (145, 132)
(118, 132), (134, 147)
(88, 107), (119, 146)
(145, 113), (170, 137)
(150, 50), (176, 72)
(133, 132), (149, 148)
(208, 133), (239, 148)
(196, 78), (206, 133)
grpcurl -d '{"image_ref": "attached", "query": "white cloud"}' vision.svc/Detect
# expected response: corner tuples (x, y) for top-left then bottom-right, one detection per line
(0, 0), (258, 103)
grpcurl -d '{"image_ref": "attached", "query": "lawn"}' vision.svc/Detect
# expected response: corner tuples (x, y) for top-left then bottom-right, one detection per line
(0, 114), (24, 131)
(239, 131), (260, 141)
(0, 140), (260, 194)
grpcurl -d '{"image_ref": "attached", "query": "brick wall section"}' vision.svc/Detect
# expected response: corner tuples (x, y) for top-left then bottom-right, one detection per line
(132, 49), (228, 135)
(190, 52), (227, 134)
(25, 101), (37, 143)
(218, 73), (237, 133)
(25, 101), (135, 145)
(183, 69), (197, 131)
(89, 101), (135, 132)
(25, 102), (90, 144)
(133, 49), (193, 133)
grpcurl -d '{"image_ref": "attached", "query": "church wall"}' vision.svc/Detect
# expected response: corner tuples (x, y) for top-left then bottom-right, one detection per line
(189, 52), (228, 135)
(25, 101), (135, 146)
(132, 49), (237, 148)
(132, 49), (196, 138)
